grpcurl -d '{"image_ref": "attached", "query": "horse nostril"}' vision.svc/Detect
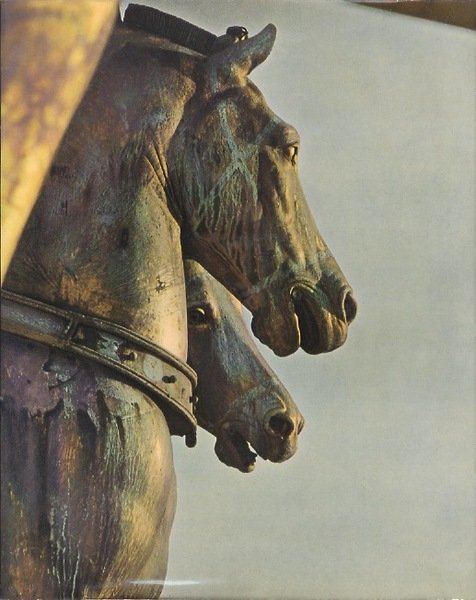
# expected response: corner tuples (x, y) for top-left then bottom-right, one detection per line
(343, 291), (357, 324)
(268, 414), (294, 439)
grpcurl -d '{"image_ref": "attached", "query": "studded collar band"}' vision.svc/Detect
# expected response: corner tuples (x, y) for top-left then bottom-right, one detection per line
(1, 289), (197, 445)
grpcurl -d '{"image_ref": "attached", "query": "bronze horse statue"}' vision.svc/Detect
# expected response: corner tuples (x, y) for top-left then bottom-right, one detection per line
(1, 5), (355, 598)
(185, 260), (304, 473)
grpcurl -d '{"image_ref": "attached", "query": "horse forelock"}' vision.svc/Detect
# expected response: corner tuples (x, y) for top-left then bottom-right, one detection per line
(122, 4), (217, 56)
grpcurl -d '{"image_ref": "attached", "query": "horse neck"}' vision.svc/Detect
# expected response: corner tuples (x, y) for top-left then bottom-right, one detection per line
(5, 33), (199, 361)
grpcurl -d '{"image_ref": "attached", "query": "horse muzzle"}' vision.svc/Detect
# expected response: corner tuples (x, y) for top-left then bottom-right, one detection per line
(213, 389), (304, 472)
(291, 282), (357, 354)
(249, 280), (356, 356)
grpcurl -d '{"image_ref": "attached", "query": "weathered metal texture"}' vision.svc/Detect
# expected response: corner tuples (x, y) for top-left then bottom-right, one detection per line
(350, 0), (476, 30)
(1, 12), (357, 598)
(186, 260), (304, 473)
(1, 0), (117, 281)
(0, 261), (307, 595)
(1, 332), (176, 599)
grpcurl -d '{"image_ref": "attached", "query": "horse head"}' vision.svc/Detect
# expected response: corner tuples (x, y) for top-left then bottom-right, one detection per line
(185, 260), (304, 473)
(170, 25), (357, 357)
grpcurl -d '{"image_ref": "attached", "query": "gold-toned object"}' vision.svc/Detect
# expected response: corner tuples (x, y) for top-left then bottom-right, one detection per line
(1, 1), (117, 281)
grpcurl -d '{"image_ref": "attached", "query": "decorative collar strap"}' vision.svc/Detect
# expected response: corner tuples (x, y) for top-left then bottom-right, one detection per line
(1, 289), (197, 446)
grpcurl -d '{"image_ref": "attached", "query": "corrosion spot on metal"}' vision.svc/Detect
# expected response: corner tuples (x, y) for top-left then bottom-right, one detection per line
(117, 345), (137, 361)
(155, 277), (167, 293)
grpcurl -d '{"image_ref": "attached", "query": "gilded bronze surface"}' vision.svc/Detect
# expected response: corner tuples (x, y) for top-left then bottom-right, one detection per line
(1, 0), (117, 281)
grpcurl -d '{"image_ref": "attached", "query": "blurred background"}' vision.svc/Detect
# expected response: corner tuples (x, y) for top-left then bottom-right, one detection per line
(121, 1), (474, 597)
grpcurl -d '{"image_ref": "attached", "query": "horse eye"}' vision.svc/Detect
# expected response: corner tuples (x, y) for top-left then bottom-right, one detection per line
(188, 306), (209, 326)
(283, 144), (298, 165)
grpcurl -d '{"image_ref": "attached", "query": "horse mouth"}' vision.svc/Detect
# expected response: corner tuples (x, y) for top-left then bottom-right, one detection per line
(291, 285), (322, 353)
(214, 424), (258, 473)
(291, 284), (352, 354)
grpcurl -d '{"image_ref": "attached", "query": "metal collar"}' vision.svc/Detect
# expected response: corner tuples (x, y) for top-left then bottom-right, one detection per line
(1, 289), (197, 446)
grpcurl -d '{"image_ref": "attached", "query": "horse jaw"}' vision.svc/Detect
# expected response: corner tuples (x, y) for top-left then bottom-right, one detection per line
(214, 423), (258, 473)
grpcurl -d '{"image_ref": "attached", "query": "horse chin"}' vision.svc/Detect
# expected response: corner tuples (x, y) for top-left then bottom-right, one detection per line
(265, 439), (298, 463)
(214, 423), (258, 473)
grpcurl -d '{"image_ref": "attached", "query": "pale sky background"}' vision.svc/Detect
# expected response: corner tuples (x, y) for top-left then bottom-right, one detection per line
(122, 1), (475, 598)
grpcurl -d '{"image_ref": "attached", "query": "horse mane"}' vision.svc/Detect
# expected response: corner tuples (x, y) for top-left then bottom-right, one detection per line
(122, 4), (218, 56)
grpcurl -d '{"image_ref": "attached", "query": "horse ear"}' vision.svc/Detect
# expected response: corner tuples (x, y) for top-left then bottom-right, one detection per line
(206, 24), (277, 87)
